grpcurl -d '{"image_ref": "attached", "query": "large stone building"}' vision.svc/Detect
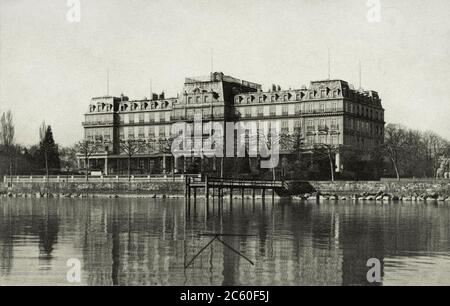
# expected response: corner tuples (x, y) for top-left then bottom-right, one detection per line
(79, 72), (385, 179)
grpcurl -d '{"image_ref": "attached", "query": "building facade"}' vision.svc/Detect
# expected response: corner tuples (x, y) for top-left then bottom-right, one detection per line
(79, 72), (385, 178)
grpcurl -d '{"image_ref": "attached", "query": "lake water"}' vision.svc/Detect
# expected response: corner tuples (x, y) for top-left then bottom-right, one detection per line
(0, 197), (449, 286)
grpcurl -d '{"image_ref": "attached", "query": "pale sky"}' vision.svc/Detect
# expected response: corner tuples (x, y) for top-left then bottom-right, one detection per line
(1, 0), (449, 146)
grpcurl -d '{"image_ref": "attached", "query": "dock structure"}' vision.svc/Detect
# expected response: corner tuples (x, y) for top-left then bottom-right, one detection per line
(185, 176), (285, 206)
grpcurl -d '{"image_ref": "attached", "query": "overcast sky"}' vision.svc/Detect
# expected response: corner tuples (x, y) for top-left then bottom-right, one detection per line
(1, 0), (449, 146)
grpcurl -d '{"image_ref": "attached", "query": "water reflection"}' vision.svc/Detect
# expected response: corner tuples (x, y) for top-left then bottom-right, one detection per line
(0, 198), (449, 285)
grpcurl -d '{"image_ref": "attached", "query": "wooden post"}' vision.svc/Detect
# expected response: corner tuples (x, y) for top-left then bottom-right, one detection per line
(252, 188), (256, 202)
(184, 176), (188, 204)
(205, 175), (209, 206)
(187, 177), (191, 206)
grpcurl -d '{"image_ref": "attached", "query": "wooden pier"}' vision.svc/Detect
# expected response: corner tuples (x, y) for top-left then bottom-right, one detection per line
(185, 176), (286, 206)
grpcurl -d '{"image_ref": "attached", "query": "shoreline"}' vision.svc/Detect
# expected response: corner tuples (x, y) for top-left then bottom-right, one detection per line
(1, 190), (450, 203)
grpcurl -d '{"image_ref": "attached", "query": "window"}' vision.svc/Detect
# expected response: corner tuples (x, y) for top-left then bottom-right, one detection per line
(318, 119), (326, 130)
(127, 128), (134, 139)
(139, 113), (144, 123)
(319, 135), (326, 144)
(245, 107), (251, 118)
(86, 129), (93, 140)
(204, 95), (210, 103)
(258, 107), (264, 117)
(295, 104), (301, 115)
(306, 119), (314, 132)
(158, 127), (165, 138)
(148, 127), (155, 138)
(187, 109), (194, 119)
(269, 106), (276, 116)
(149, 113), (155, 123)
(259, 96), (263, 103)
(321, 90), (326, 98)
(320, 103), (325, 112)
(307, 135), (315, 144)
(202, 108), (211, 118)
(138, 127), (145, 139)
(214, 108), (223, 117)
(188, 97), (192, 104)
(331, 135), (338, 145)
(294, 120), (302, 132)
(281, 121), (289, 134)
(309, 92), (314, 99)
(282, 105), (289, 116)
(331, 119), (338, 130)
(104, 128), (111, 141)
(196, 96), (200, 103)
(119, 128), (124, 140)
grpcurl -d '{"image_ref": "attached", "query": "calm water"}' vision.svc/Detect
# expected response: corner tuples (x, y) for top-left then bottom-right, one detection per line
(0, 197), (450, 286)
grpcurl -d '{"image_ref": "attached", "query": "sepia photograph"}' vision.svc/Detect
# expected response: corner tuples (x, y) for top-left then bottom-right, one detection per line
(1, 0), (450, 293)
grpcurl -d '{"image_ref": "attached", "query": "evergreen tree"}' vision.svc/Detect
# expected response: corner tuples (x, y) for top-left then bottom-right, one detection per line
(39, 125), (60, 175)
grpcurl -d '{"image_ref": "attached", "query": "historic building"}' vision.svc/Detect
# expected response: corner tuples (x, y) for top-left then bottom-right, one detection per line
(79, 72), (385, 178)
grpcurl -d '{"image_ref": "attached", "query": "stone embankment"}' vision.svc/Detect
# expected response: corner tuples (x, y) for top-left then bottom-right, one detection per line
(1, 180), (450, 202)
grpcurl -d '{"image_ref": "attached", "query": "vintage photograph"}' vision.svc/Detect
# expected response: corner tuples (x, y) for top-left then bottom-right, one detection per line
(1, 0), (450, 290)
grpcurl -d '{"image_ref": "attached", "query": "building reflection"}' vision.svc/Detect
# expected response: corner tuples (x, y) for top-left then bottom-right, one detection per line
(1, 198), (450, 285)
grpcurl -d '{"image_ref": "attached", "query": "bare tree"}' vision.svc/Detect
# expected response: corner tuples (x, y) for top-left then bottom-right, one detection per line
(76, 140), (103, 182)
(119, 138), (147, 181)
(423, 131), (449, 177)
(253, 129), (283, 181)
(313, 143), (339, 182)
(1, 111), (15, 186)
(383, 124), (406, 181)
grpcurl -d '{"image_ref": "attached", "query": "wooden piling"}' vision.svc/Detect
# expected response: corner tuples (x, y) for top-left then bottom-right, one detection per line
(205, 176), (209, 206)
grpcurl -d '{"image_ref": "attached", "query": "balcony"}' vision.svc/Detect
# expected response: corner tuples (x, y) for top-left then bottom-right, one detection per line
(82, 121), (114, 126)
